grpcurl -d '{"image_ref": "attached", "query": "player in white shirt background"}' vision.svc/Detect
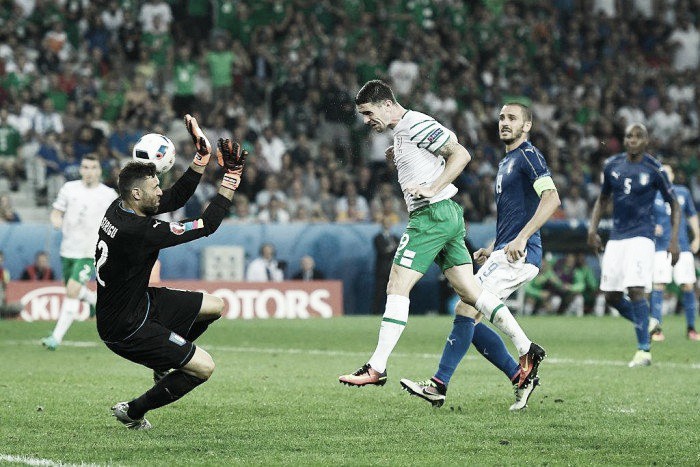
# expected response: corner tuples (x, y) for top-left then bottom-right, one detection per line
(42, 155), (117, 350)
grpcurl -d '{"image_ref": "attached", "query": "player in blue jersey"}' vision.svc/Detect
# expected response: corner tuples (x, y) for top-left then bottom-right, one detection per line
(400, 103), (560, 410)
(650, 164), (700, 341)
(588, 123), (680, 368)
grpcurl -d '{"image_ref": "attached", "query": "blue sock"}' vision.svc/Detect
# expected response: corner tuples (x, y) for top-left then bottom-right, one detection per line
(612, 297), (635, 322)
(650, 290), (663, 323)
(682, 291), (696, 329)
(434, 315), (475, 385)
(632, 299), (651, 351)
(471, 322), (520, 382)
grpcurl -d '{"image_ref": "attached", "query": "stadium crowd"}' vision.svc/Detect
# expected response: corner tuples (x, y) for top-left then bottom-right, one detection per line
(0, 0), (699, 227)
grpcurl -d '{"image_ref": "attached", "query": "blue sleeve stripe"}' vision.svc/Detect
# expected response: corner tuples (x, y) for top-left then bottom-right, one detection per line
(519, 149), (540, 177)
(535, 151), (547, 169)
(683, 188), (697, 216)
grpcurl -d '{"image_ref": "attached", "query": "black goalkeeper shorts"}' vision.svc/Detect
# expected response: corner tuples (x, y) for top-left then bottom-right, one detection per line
(105, 287), (204, 372)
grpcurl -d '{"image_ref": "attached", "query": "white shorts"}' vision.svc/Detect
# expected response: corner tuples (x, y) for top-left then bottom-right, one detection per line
(653, 250), (696, 285)
(600, 237), (655, 293)
(475, 249), (540, 300)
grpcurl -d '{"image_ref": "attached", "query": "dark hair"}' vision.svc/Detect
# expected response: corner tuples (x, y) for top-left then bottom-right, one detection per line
(355, 80), (397, 105)
(503, 102), (533, 123)
(81, 154), (99, 163)
(118, 162), (157, 199)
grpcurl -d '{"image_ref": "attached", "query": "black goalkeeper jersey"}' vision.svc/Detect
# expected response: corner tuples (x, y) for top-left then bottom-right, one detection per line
(95, 168), (232, 342)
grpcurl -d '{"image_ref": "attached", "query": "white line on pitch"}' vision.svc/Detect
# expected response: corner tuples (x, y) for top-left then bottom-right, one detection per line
(4, 340), (700, 370)
(0, 453), (100, 467)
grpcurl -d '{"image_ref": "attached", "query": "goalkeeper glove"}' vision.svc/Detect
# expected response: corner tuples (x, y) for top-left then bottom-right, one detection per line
(184, 114), (211, 167)
(217, 138), (247, 191)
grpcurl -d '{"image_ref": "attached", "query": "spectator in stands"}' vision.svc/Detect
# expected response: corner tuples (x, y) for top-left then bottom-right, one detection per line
(246, 243), (284, 282)
(139, 0), (173, 34)
(286, 179), (313, 219)
(0, 109), (23, 191)
(388, 49), (419, 97)
(32, 98), (64, 136)
(257, 195), (290, 224)
(206, 35), (237, 103)
(229, 194), (255, 223)
(255, 174), (286, 208)
(523, 257), (564, 315)
(668, 16), (700, 71)
(0, 251), (10, 306)
(2, 0), (700, 249)
(336, 182), (370, 223)
(292, 256), (325, 281)
(561, 185), (589, 220)
(0, 194), (20, 223)
(372, 216), (399, 315)
(21, 251), (55, 281)
(649, 98), (682, 147)
(257, 125), (287, 173)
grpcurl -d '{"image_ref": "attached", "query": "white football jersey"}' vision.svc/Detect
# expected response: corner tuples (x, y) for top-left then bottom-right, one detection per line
(53, 181), (117, 258)
(392, 110), (458, 212)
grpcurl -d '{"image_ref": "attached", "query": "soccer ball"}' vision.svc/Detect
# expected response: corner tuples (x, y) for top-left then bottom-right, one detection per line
(132, 133), (176, 174)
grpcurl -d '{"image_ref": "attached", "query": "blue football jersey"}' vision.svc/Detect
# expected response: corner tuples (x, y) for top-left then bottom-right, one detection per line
(493, 141), (552, 267)
(654, 184), (696, 252)
(601, 153), (675, 240)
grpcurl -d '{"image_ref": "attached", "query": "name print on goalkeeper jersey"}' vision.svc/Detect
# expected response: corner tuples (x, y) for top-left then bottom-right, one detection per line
(95, 168), (230, 343)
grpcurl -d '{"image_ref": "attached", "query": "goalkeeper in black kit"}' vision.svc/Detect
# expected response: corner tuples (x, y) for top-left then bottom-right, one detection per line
(95, 115), (247, 430)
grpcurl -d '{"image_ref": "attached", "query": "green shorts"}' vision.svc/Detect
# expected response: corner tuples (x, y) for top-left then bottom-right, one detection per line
(393, 199), (472, 274)
(61, 257), (95, 285)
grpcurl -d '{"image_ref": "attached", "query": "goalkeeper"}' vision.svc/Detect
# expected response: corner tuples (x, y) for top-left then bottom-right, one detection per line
(95, 115), (246, 430)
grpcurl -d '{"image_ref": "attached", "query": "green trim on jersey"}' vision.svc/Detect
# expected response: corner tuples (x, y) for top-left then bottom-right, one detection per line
(382, 317), (407, 326)
(431, 137), (449, 154)
(61, 257), (94, 285)
(410, 123), (437, 141)
(409, 118), (433, 129)
(489, 303), (505, 323)
(533, 176), (557, 196)
(393, 199), (472, 274)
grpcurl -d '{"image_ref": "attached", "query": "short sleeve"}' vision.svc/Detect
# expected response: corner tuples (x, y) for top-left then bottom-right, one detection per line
(52, 185), (68, 212)
(682, 187), (697, 217)
(655, 166), (676, 204)
(519, 147), (551, 183)
(409, 119), (451, 154)
(600, 163), (612, 197)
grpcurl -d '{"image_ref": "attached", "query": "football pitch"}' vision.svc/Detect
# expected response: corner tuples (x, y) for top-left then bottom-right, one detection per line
(1, 315), (698, 466)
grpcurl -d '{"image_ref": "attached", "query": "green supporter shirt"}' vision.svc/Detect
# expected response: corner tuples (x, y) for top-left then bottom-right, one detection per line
(215, 0), (238, 33)
(356, 61), (385, 85)
(207, 50), (235, 88)
(47, 89), (68, 112)
(525, 266), (562, 299)
(4, 72), (33, 92)
(570, 266), (599, 295)
(98, 90), (125, 122)
(0, 125), (21, 156)
(187, 0), (209, 16)
(142, 32), (173, 67)
(174, 62), (198, 96)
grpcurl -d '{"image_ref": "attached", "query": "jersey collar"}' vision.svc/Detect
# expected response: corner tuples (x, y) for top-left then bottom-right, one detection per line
(119, 200), (135, 214)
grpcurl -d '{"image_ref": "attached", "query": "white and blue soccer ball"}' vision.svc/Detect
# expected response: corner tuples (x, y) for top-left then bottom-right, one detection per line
(132, 133), (176, 174)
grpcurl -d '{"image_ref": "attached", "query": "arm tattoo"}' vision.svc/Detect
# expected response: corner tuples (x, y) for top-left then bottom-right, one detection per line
(436, 138), (458, 158)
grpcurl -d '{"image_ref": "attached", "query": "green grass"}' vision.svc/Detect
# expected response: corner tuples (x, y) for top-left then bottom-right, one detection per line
(1, 315), (699, 466)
